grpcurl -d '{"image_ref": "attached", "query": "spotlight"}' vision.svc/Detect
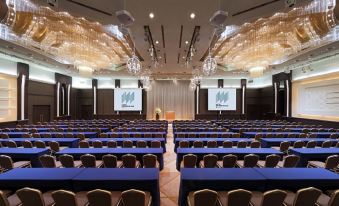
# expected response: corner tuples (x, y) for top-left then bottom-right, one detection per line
(149, 12), (155, 19)
(190, 13), (196, 19)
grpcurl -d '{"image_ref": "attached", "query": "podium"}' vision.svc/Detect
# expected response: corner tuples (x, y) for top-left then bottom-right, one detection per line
(165, 111), (175, 121)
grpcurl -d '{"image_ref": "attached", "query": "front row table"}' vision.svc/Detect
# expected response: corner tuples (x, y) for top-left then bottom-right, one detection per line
(179, 168), (339, 206)
(56, 148), (164, 170)
(0, 168), (160, 206)
(176, 148), (283, 170)
(0, 148), (50, 167)
(289, 148), (339, 167)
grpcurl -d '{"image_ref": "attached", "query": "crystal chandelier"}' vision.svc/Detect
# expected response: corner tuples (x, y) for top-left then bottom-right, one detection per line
(189, 79), (197, 90)
(203, 55), (217, 76)
(212, 0), (339, 77)
(191, 68), (202, 85)
(127, 54), (141, 74)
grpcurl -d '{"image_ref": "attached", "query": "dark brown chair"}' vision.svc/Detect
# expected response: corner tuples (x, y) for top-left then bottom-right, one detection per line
(222, 141), (233, 148)
(237, 141), (248, 148)
(102, 154), (122, 168)
(179, 141), (190, 148)
(150, 141), (161, 148)
(207, 141), (218, 148)
(142, 154), (159, 168)
(79, 141), (90, 148)
(80, 154), (103, 168)
(257, 154), (280, 168)
(120, 189), (151, 206)
(22, 140), (33, 148)
(217, 154), (237, 168)
(237, 154), (259, 168)
(107, 141), (117, 148)
(59, 154), (82, 168)
(277, 155), (300, 168)
(92, 140), (103, 148)
(39, 154), (62, 168)
(34, 141), (46, 148)
(218, 189), (252, 206)
(187, 189), (219, 206)
(123, 140), (133, 148)
(121, 154), (140, 168)
(199, 154), (219, 168)
(322, 141), (333, 148)
(86, 189), (121, 206)
(180, 154), (197, 168)
(250, 141), (261, 148)
(193, 141), (204, 148)
(137, 141), (147, 148)
(305, 141), (317, 148)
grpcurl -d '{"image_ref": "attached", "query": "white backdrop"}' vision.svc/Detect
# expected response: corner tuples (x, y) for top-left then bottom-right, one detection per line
(208, 88), (237, 111)
(114, 88), (142, 111)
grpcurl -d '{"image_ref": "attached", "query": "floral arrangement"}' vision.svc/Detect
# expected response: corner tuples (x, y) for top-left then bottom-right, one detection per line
(155, 108), (162, 114)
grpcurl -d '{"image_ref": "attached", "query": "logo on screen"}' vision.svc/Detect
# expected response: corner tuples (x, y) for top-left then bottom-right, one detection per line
(216, 91), (229, 108)
(121, 92), (135, 108)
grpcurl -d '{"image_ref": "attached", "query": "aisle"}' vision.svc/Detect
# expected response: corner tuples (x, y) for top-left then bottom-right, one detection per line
(160, 124), (180, 206)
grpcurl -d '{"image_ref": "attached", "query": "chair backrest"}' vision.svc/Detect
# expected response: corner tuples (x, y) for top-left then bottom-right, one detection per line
(42, 133), (52, 138)
(107, 141), (117, 148)
(203, 154), (218, 168)
(39, 155), (57, 168)
(283, 155), (300, 168)
(254, 134), (263, 141)
(308, 133), (317, 138)
(243, 154), (259, 167)
(79, 141), (90, 148)
(92, 141), (103, 148)
(77, 134), (86, 140)
(188, 133), (196, 138)
(276, 133), (284, 138)
(192, 189), (218, 206)
(22, 140), (33, 148)
(260, 189), (287, 206)
(102, 154), (118, 168)
(330, 133), (338, 139)
(232, 133), (240, 138)
(122, 154), (137, 168)
(265, 133), (274, 138)
(0, 190), (10, 206)
(6, 141), (17, 148)
(199, 133), (207, 138)
(99, 133), (108, 138)
(65, 133), (74, 138)
(222, 154), (237, 168)
(121, 189), (146, 206)
(87, 189), (112, 206)
(193, 141), (203, 148)
(299, 133), (307, 138)
(227, 189), (252, 206)
(221, 133), (231, 138)
(16, 187), (45, 206)
(59, 154), (76, 168)
(222, 141), (233, 148)
(49, 141), (60, 152)
(306, 141), (316, 148)
(34, 141), (46, 148)
(32, 133), (41, 138)
(237, 141), (248, 148)
(207, 141), (217, 148)
(324, 155), (339, 170)
(22, 133), (31, 138)
(328, 190), (339, 206)
(293, 187), (321, 206)
(52, 190), (78, 206)
(322, 140), (333, 148)
(250, 141), (261, 148)
(179, 141), (189, 148)
(0, 134), (9, 139)
(80, 154), (96, 168)
(0, 155), (14, 170)
(264, 154), (280, 168)
(55, 133), (64, 138)
(279, 141), (291, 152)
(293, 141), (304, 148)
(123, 140), (133, 148)
(137, 141), (147, 148)
(183, 154), (197, 168)
(122, 133), (130, 138)
(337, 142), (339, 148)
(287, 133), (297, 138)
(150, 141), (161, 148)
(177, 133), (185, 138)
(143, 154), (157, 168)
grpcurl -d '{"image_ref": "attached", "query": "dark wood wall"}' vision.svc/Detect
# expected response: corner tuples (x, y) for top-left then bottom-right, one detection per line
(246, 87), (274, 120)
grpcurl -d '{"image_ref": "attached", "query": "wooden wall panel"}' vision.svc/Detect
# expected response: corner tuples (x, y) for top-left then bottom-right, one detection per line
(97, 89), (114, 115)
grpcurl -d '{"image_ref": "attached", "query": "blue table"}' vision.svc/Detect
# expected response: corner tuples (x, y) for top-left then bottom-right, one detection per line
(88, 138), (166, 152)
(0, 138), (79, 148)
(73, 168), (160, 206)
(39, 132), (98, 138)
(0, 148), (50, 167)
(179, 168), (266, 206)
(174, 132), (234, 139)
(309, 132), (339, 138)
(1, 132), (29, 138)
(176, 148), (282, 170)
(289, 148), (339, 167)
(254, 168), (339, 190)
(56, 148), (164, 170)
(261, 138), (338, 148)
(106, 132), (166, 139)
(0, 168), (85, 190)
(242, 132), (301, 138)
(174, 138), (252, 152)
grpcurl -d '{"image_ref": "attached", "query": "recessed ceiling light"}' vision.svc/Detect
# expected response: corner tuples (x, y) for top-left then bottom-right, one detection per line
(155, 40), (159, 44)
(185, 40), (189, 45)
(149, 12), (155, 19)
(190, 13), (196, 19)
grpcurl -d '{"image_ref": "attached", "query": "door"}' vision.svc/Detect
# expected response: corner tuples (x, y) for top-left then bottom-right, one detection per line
(32, 105), (51, 124)
(81, 105), (93, 120)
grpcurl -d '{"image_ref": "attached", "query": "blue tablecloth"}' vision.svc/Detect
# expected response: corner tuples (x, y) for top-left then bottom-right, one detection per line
(88, 138), (166, 152)
(179, 168), (266, 206)
(1, 132), (29, 138)
(242, 132), (301, 138)
(289, 148), (339, 167)
(174, 132), (234, 139)
(0, 138), (79, 148)
(116, 128), (167, 133)
(0, 148), (50, 167)
(73, 168), (160, 206)
(173, 128), (225, 132)
(39, 132), (98, 138)
(174, 138), (252, 152)
(106, 132), (166, 139)
(309, 132), (339, 138)
(56, 148), (164, 169)
(176, 148), (282, 170)
(261, 138), (338, 148)
(254, 168), (339, 190)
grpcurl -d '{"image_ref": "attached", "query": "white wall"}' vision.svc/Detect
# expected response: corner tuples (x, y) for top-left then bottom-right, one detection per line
(247, 74), (272, 88)
(98, 79), (115, 89)
(72, 77), (92, 89)
(200, 79), (218, 88)
(0, 56), (17, 76)
(29, 65), (55, 84)
(120, 79), (139, 88)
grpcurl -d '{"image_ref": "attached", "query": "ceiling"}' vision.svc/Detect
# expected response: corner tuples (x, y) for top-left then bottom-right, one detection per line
(2, 0), (337, 80)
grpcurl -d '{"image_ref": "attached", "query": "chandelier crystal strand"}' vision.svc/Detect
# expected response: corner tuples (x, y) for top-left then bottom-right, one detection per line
(127, 39), (142, 74)
(203, 54), (217, 76)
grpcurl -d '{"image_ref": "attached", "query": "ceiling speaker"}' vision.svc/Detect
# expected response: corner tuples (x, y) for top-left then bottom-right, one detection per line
(209, 10), (228, 27)
(116, 10), (135, 27)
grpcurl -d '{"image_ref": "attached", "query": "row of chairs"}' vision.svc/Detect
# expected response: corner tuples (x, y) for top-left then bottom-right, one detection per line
(274, 141), (339, 154)
(2, 128), (106, 133)
(78, 140), (162, 148)
(0, 141), (64, 153)
(176, 133), (241, 138)
(187, 187), (339, 206)
(39, 154), (159, 169)
(112, 128), (167, 132)
(238, 128), (337, 133)
(180, 154), (299, 169)
(174, 128), (228, 132)
(178, 140), (261, 148)
(0, 187), (151, 206)
(254, 133), (338, 140)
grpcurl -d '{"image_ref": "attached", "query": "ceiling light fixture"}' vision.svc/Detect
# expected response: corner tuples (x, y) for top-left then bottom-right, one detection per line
(190, 13), (196, 19)
(155, 40), (159, 44)
(185, 40), (189, 45)
(149, 12), (155, 19)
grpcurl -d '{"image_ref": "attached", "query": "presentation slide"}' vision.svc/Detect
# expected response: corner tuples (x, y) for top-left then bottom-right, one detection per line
(208, 88), (237, 111)
(114, 89), (142, 111)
